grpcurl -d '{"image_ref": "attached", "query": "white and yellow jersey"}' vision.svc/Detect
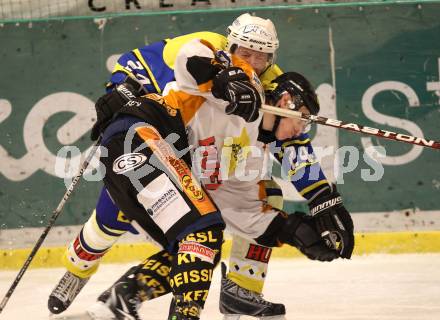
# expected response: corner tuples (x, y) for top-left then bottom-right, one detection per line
(162, 38), (280, 239)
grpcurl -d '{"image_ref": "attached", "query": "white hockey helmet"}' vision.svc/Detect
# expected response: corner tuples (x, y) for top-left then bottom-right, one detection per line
(226, 13), (279, 57)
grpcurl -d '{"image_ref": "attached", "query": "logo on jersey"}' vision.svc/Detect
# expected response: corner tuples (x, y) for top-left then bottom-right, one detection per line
(136, 173), (191, 233)
(178, 241), (216, 264)
(245, 244), (272, 263)
(182, 175), (204, 200)
(150, 188), (178, 216)
(146, 93), (164, 103)
(145, 93), (177, 116)
(113, 152), (147, 174)
(198, 136), (222, 190)
(223, 127), (251, 176)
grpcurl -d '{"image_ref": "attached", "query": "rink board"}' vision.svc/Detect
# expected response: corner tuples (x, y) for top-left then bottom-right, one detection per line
(1, 231), (440, 269)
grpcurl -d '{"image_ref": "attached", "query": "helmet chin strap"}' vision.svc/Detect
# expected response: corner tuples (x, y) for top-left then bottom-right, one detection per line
(259, 62), (272, 77)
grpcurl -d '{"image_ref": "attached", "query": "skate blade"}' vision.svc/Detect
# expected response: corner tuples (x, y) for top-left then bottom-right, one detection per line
(50, 313), (93, 320)
(86, 301), (116, 320)
(223, 314), (241, 320)
(223, 314), (287, 320)
(258, 316), (287, 320)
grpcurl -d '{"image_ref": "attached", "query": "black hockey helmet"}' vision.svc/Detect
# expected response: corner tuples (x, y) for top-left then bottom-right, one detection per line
(268, 72), (320, 115)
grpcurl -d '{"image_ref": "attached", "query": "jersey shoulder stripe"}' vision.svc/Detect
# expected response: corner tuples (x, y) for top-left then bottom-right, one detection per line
(163, 31), (227, 70)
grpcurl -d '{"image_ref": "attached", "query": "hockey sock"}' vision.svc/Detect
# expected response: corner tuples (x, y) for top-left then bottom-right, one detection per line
(63, 210), (125, 278)
(227, 234), (272, 294)
(168, 227), (223, 319)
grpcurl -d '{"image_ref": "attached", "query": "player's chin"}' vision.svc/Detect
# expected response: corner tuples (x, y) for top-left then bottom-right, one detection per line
(293, 129), (302, 137)
(276, 132), (291, 140)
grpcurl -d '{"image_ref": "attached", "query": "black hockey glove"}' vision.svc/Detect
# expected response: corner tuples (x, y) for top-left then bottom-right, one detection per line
(309, 184), (355, 259)
(278, 212), (340, 262)
(90, 76), (146, 140)
(211, 67), (261, 123)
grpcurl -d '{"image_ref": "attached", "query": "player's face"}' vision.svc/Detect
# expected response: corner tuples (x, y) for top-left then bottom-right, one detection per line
(275, 93), (311, 140)
(234, 46), (270, 75)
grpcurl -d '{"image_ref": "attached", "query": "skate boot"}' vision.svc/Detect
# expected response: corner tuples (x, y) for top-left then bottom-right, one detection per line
(219, 263), (286, 320)
(48, 271), (89, 314)
(86, 272), (142, 320)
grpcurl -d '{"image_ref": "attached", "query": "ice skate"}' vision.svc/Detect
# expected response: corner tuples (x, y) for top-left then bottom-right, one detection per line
(48, 271), (89, 314)
(87, 272), (142, 320)
(219, 263), (286, 320)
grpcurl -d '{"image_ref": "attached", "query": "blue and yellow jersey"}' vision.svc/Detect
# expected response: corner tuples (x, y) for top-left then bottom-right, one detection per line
(273, 132), (329, 201)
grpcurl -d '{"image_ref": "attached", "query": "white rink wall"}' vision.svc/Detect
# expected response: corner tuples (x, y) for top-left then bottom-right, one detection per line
(1, 209), (439, 250)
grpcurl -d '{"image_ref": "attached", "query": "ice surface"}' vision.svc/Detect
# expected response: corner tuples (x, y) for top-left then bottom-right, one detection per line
(1, 254), (439, 320)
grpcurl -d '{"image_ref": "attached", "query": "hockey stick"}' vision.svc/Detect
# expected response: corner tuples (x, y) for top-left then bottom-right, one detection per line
(261, 104), (440, 150)
(0, 77), (144, 314)
(0, 138), (101, 314)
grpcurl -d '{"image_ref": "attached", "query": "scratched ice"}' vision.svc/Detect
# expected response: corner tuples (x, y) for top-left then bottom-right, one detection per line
(1, 254), (439, 320)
